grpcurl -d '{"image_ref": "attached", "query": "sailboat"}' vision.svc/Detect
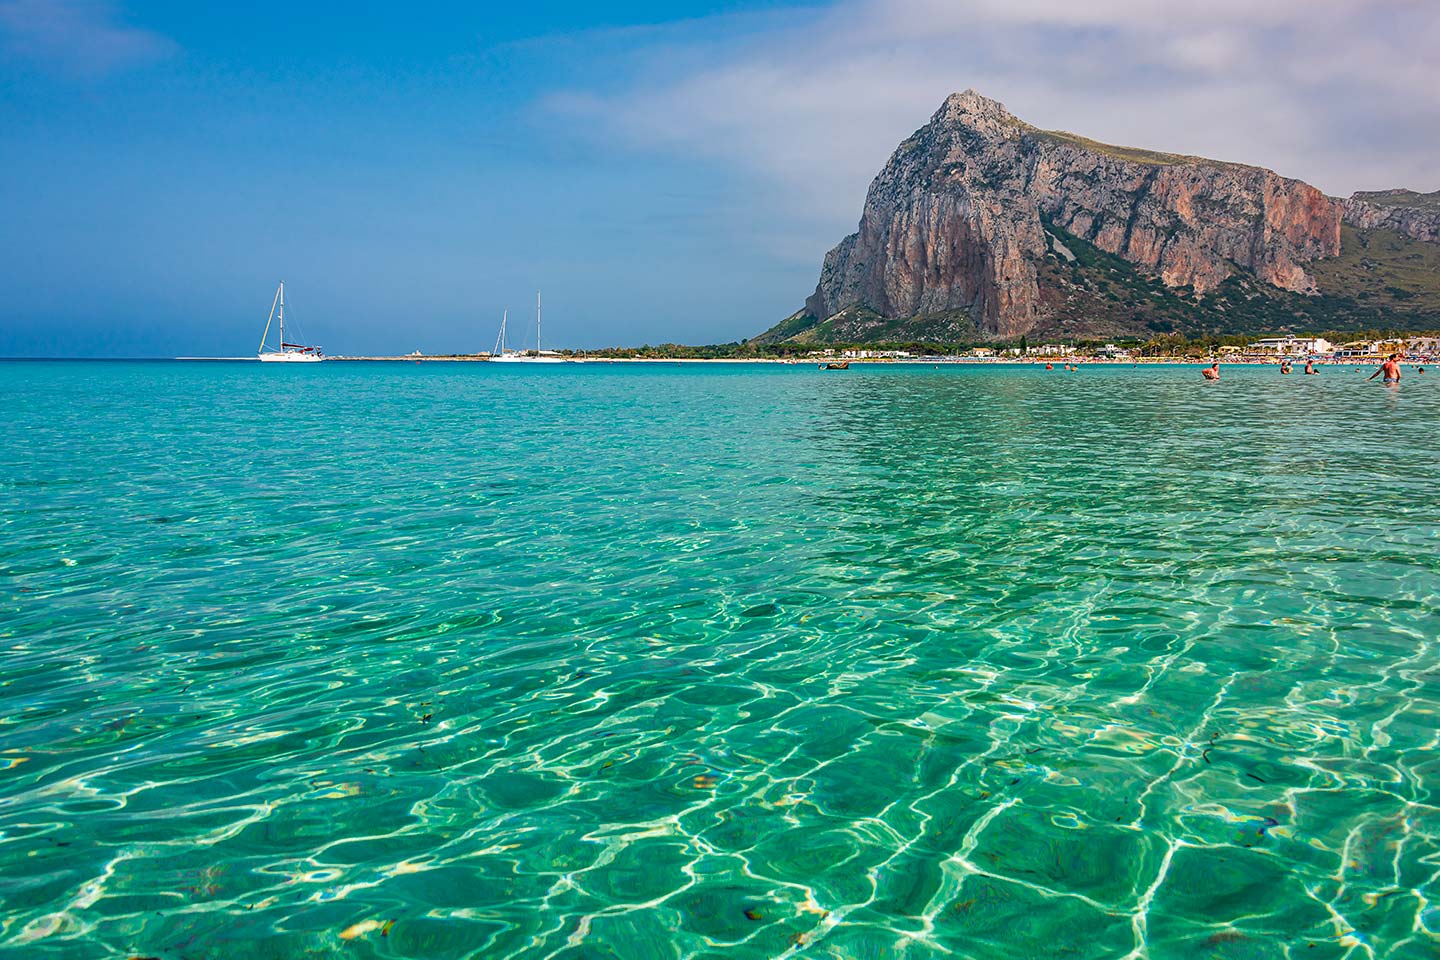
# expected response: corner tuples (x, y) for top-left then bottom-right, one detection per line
(488, 292), (566, 363)
(258, 282), (323, 362)
(489, 308), (522, 362)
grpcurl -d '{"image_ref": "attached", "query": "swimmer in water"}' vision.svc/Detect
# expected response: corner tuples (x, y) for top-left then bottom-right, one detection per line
(1368, 353), (1402, 385)
(1304, 359), (1317, 375)
(1201, 362), (1220, 381)
(1280, 361), (1292, 374)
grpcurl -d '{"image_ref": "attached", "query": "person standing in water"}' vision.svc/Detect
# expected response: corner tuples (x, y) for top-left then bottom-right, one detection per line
(1368, 353), (1402, 385)
(1280, 360), (1292, 374)
(1202, 362), (1220, 381)
(1304, 359), (1317, 375)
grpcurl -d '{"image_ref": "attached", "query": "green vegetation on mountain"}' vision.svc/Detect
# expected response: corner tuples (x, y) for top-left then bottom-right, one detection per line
(751, 305), (977, 346)
(1027, 127), (1197, 167)
(1309, 226), (1440, 313)
(1034, 221), (1440, 338)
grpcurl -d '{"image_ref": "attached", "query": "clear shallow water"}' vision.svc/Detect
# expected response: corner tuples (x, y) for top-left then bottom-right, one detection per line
(2, 360), (1439, 959)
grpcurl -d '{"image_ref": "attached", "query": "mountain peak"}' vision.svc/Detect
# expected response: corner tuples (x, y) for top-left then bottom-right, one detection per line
(936, 89), (1019, 127)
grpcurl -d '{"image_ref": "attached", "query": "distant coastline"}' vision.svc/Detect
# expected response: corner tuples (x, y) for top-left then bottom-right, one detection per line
(153, 354), (1427, 366)
(21, 331), (1437, 365)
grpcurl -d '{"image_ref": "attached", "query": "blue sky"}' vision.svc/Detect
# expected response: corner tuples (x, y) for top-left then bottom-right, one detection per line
(2, 0), (1436, 356)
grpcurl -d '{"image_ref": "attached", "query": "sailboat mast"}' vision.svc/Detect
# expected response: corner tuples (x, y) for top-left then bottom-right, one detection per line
(278, 281), (286, 354)
(537, 290), (541, 354)
(259, 282), (281, 355)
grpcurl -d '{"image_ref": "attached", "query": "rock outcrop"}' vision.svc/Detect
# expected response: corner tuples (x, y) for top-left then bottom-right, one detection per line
(1342, 190), (1440, 244)
(788, 91), (1347, 339)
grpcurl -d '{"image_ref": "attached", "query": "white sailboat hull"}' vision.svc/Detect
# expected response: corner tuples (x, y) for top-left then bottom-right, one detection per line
(258, 351), (323, 363)
(489, 353), (566, 363)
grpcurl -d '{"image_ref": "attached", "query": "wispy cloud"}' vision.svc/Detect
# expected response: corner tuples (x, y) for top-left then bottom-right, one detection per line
(0, 0), (173, 76)
(546, 0), (1440, 258)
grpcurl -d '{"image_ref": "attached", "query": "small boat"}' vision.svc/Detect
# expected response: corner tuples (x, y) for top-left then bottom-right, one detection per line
(257, 282), (322, 362)
(822, 360), (850, 370)
(489, 292), (567, 363)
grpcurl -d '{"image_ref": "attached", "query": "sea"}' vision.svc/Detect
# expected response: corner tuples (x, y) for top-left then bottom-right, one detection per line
(2, 360), (1438, 959)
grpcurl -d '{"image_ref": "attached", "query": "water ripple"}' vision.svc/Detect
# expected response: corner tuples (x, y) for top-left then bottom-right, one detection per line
(2, 361), (1438, 958)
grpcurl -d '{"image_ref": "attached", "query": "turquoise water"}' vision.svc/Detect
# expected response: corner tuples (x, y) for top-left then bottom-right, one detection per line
(2, 360), (1439, 959)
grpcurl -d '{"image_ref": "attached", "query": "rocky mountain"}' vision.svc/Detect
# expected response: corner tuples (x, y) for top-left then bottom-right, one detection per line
(1342, 190), (1440, 244)
(758, 92), (1439, 344)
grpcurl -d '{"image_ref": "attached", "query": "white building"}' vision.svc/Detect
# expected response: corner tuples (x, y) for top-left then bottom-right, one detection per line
(1248, 337), (1335, 356)
(1332, 341), (1377, 360)
(1333, 340), (1409, 360)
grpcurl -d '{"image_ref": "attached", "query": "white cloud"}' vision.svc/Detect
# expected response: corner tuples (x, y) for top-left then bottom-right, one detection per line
(546, 0), (1440, 259)
(0, 0), (173, 76)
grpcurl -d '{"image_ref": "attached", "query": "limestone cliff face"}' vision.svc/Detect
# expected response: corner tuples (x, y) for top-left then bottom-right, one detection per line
(1342, 190), (1440, 244)
(800, 91), (1343, 338)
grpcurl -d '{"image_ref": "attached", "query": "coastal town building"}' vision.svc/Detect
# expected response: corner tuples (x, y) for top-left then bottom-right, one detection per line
(1333, 341), (1377, 359)
(1332, 340), (1408, 360)
(805, 349), (914, 360)
(1248, 337), (1335, 356)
